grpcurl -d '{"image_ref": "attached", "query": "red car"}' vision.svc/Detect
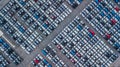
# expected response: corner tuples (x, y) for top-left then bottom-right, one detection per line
(105, 33), (111, 40)
(34, 59), (40, 64)
(88, 29), (95, 36)
(114, 6), (120, 12)
(111, 19), (117, 25)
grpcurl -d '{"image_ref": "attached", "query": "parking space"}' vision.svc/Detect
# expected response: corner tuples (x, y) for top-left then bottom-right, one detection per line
(46, 16), (118, 67)
(67, 0), (83, 9)
(31, 54), (53, 67)
(0, 37), (23, 66)
(0, 54), (9, 67)
(81, 0), (120, 54)
(40, 44), (68, 67)
(0, 0), (72, 54)
(0, 0), (120, 67)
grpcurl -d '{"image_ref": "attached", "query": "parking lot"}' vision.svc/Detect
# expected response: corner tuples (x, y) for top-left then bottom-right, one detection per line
(0, 0), (120, 67)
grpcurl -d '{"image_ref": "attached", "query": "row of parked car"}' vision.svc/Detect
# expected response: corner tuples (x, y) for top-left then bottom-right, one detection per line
(0, 0), (72, 54)
(0, 37), (23, 66)
(81, 0), (120, 53)
(47, 16), (118, 67)
(0, 54), (9, 67)
(41, 44), (68, 67)
(67, 0), (83, 8)
(31, 54), (52, 67)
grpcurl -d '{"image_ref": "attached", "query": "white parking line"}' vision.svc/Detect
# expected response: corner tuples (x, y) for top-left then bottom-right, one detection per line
(2, 35), (15, 48)
(0, 30), (3, 37)
(0, 30), (15, 48)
